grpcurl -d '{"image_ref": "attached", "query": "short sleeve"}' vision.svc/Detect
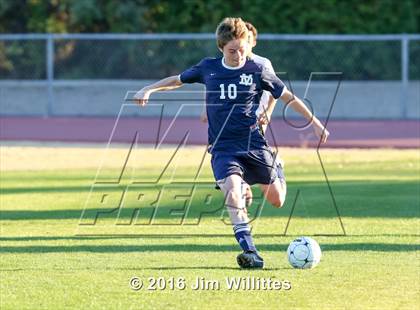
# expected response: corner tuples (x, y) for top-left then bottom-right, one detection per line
(264, 59), (275, 75)
(180, 59), (205, 84)
(260, 70), (287, 99)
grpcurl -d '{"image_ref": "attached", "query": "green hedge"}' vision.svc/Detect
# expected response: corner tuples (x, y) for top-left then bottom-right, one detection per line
(0, 0), (419, 80)
(1, 0), (419, 34)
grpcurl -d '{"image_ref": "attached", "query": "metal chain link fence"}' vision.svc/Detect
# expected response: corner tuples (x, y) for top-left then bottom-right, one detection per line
(0, 34), (419, 118)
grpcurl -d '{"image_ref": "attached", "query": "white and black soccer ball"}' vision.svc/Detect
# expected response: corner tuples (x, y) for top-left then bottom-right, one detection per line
(287, 236), (322, 269)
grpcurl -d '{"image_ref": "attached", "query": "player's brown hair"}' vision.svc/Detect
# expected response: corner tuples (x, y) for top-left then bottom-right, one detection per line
(215, 17), (248, 49)
(245, 22), (257, 44)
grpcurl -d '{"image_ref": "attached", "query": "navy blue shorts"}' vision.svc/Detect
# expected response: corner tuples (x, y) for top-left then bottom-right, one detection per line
(211, 149), (285, 185)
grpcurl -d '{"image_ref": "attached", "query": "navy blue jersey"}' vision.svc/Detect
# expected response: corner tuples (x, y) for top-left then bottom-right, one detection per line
(180, 57), (286, 153)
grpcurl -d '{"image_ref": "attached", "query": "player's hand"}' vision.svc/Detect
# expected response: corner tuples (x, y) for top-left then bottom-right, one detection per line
(313, 123), (329, 143)
(257, 112), (271, 125)
(133, 88), (151, 106)
(200, 111), (208, 123)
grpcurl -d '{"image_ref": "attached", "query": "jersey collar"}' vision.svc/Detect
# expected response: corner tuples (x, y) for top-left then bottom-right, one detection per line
(221, 57), (246, 70)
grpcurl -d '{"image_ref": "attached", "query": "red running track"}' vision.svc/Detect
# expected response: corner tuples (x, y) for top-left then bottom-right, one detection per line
(0, 117), (419, 148)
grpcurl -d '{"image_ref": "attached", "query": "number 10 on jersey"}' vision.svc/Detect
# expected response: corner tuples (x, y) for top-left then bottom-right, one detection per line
(219, 83), (237, 99)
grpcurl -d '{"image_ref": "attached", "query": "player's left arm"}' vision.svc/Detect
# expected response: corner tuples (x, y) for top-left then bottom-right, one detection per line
(280, 89), (329, 143)
(260, 68), (329, 143)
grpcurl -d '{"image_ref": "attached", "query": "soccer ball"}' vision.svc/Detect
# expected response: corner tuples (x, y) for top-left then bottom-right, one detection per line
(287, 236), (322, 269)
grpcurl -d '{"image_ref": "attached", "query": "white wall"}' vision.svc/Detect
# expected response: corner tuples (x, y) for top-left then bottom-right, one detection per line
(0, 80), (419, 119)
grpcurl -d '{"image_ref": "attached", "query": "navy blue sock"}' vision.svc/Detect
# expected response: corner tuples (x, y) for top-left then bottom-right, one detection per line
(233, 223), (257, 252)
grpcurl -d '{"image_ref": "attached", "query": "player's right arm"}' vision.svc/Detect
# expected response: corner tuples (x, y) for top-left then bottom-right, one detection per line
(134, 58), (205, 106)
(134, 75), (183, 106)
(200, 104), (208, 123)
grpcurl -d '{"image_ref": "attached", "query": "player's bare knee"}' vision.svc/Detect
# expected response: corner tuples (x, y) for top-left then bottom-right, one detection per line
(225, 188), (241, 207)
(274, 181), (287, 208)
(270, 196), (283, 208)
(269, 191), (286, 208)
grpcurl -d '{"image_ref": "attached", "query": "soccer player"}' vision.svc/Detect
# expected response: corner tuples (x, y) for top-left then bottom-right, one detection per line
(134, 17), (329, 269)
(201, 21), (278, 207)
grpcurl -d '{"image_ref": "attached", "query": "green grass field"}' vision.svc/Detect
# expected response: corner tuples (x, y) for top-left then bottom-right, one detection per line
(1, 145), (419, 309)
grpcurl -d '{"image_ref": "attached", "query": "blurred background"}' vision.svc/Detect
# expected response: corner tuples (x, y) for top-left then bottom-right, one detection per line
(0, 0), (419, 147)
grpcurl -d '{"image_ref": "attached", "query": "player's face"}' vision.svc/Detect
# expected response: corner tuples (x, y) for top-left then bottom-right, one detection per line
(222, 39), (248, 67)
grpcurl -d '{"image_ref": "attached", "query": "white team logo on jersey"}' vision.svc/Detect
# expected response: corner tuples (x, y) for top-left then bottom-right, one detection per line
(239, 74), (253, 86)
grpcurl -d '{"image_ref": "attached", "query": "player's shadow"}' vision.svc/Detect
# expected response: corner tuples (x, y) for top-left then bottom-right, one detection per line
(0, 234), (236, 241)
(1, 266), (290, 271)
(0, 243), (418, 254)
(1, 233), (420, 243)
(1, 180), (418, 219)
(1, 185), (91, 195)
(137, 266), (289, 271)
